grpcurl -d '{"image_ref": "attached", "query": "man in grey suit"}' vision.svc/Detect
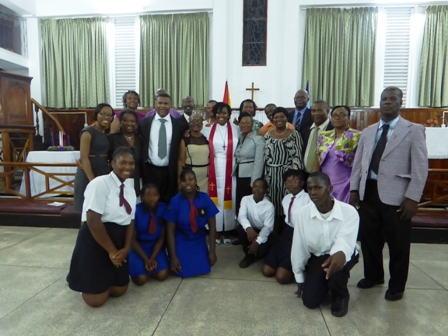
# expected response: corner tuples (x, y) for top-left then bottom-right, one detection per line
(350, 87), (428, 301)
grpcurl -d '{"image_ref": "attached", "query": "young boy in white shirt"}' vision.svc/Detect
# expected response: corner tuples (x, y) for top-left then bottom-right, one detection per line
(291, 172), (359, 317)
(237, 178), (275, 268)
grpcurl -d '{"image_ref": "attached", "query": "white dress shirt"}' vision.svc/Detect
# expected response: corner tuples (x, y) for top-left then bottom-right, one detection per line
(291, 198), (359, 283)
(282, 190), (311, 228)
(148, 113), (173, 166)
(82, 172), (136, 225)
(238, 195), (275, 245)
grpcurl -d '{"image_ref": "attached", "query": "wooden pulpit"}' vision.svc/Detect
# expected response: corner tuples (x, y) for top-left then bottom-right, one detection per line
(0, 71), (34, 165)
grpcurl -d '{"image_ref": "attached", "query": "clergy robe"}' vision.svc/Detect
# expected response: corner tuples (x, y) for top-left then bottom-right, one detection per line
(202, 122), (240, 232)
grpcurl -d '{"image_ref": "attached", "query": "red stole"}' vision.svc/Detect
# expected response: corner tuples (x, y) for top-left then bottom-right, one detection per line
(208, 122), (233, 210)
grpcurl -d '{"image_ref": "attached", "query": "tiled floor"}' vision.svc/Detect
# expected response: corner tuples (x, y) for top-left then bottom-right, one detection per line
(0, 226), (447, 335)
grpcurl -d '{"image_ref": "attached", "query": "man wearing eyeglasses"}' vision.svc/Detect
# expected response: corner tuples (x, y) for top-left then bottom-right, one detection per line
(301, 100), (334, 172)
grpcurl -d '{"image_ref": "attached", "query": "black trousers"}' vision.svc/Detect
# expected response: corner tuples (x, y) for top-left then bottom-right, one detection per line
(235, 177), (252, 216)
(237, 225), (271, 258)
(359, 180), (412, 293)
(144, 163), (170, 203)
(302, 252), (359, 309)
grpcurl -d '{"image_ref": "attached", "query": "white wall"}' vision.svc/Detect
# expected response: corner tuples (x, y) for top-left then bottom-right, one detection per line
(0, 0), (36, 16)
(19, 0), (448, 108)
(211, 0), (305, 108)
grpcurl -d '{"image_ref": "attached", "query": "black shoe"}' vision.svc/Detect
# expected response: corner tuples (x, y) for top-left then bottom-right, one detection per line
(232, 239), (241, 246)
(239, 254), (255, 268)
(331, 294), (350, 317)
(357, 278), (384, 289)
(385, 289), (404, 301)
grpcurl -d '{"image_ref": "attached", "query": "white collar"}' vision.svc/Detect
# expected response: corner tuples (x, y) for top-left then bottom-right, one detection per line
(252, 195), (269, 205)
(154, 112), (171, 122)
(110, 171), (123, 187)
(290, 190), (305, 198)
(309, 198), (345, 222)
(310, 118), (330, 130)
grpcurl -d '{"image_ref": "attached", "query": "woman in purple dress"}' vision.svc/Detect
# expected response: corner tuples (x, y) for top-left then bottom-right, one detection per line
(312, 106), (361, 203)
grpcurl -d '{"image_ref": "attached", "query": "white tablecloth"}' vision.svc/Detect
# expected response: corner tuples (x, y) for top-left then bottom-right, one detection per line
(19, 151), (80, 198)
(426, 128), (448, 159)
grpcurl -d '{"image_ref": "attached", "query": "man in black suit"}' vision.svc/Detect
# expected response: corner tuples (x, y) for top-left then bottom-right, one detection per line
(288, 90), (313, 132)
(301, 100), (334, 172)
(139, 93), (189, 202)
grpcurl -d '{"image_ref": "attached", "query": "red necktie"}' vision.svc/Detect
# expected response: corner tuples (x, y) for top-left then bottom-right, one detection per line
(119, 184), (132, 215)
(288, 196), (296, 224)
(189, 199), (198, 233)
(148, 213), (156, 234)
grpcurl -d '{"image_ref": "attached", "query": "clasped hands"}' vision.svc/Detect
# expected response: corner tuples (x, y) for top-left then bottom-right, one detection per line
(109, 248), (129, 268)
(295, 251), (346, 298)
(246, 227), (260, 254)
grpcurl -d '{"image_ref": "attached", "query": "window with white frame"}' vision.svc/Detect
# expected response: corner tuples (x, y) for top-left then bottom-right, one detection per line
(110, 16), (140, 108)
(382, 7), (412, 106)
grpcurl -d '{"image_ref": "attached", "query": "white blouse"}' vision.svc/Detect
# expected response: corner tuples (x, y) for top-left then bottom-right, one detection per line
(81, 172), (136, 225)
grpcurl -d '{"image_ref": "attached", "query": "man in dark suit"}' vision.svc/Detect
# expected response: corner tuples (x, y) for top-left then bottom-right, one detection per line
(301, 100), (334, 172)
(139, 93), (189, 202)
(288, 90), (313, 132)
(350, 86), (428, 301)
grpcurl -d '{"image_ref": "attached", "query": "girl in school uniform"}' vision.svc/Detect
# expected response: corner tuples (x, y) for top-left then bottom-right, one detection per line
(165, 169), (219, 278)
(262, 169), (310, 284)
(128, 184), (170, 285)
(68, 146), (136, 307)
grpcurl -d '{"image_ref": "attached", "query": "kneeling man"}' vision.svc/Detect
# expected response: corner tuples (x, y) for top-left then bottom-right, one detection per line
(291, 172), (359, 317)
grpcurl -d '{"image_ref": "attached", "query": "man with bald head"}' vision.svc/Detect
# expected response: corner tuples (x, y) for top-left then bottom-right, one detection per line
(288, 90), (313, 132)
(181, 96), (196, 121)
(146, 88), (182, 119)
(301, 100), (334, 172)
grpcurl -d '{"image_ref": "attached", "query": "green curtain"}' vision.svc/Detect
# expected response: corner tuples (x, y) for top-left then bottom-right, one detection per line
(140, 12), (209, 108)
(302, 7), (377, 107)
(419, 5), (448, 107)
(41, 18), (109, 108)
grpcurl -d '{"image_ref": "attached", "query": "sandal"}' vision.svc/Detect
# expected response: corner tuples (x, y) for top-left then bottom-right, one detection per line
(223, 238), (231, 245)
(215, 239), (221, 245)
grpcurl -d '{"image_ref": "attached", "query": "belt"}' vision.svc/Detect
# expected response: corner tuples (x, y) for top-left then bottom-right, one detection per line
(89, 154), (108, 158)
(185, 163), (209, 168)
(266, 163), (284, 167)
(236, 160), (254, 164)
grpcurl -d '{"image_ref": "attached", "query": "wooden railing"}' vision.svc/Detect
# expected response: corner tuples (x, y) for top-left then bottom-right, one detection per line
(0, 161), (76, 203)
(32, 99), (66, 149)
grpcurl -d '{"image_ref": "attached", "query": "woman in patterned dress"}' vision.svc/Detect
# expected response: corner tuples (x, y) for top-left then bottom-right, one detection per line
(264, 107), (305, 224)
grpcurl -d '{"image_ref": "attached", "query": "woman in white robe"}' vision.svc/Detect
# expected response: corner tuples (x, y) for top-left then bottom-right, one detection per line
(202, 102), (240, 245)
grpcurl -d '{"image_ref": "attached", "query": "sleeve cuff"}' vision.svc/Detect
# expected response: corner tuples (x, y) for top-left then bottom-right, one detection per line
(294, 272), (305, 283)
(256, 236), (265, 245)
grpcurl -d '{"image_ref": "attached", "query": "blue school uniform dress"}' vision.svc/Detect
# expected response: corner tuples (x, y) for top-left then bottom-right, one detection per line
(165, 191), (219, 278)
(128, 203), (170, 277)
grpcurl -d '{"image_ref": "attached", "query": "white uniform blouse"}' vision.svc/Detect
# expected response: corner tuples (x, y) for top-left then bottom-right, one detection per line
(81, 172), (136, 225)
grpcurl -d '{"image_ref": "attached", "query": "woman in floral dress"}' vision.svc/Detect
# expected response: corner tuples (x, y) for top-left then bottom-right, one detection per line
(312, 105), (361, 203)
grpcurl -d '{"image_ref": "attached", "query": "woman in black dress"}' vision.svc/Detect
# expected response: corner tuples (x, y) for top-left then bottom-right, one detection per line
(73, 103), (112, 212)
(108, 109), (142, 196)
(68, 146), (136, 307)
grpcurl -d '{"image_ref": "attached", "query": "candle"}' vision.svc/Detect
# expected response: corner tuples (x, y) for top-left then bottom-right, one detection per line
(67, 135), (71, 146)
(51, 133), (54, 146)
(59, 131), (63, 147)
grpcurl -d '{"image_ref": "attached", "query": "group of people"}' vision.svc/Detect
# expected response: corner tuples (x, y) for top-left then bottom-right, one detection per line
(68, 86), (428, 318)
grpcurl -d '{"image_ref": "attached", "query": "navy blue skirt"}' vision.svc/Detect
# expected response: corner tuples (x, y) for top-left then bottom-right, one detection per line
(68, 222), (129, 294)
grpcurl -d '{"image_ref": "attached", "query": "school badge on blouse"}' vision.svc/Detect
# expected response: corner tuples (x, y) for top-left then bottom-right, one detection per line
(200, 209), (205, 216)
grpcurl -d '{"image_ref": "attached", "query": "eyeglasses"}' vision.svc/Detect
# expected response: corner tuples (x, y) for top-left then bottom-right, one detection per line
(98, 112), (114, 118)
(331, 113), (348, 119)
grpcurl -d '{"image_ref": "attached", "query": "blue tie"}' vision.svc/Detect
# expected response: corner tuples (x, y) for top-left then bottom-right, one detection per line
(158, 119), (167, 159)
(294, 111), (302, 129)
